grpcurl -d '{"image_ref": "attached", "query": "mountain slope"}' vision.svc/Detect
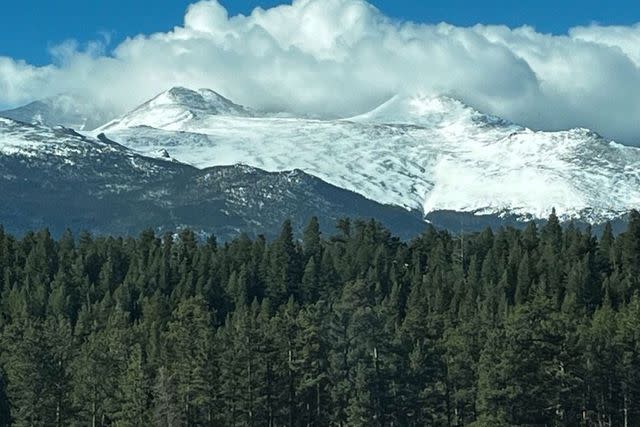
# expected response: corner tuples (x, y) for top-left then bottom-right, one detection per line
(96, 90), (640, 224)
(0, 118), (424, 239)
(0, 94), (115, 131)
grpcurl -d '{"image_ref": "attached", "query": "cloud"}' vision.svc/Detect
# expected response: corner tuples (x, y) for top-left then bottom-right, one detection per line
(1, 0), (640, 144)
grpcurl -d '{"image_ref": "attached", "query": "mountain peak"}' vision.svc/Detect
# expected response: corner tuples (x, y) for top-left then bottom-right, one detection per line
(0, 93), (116, 131)
(147, 86), (246, 114)
(348, 93), (515, 130)
(95, 86), (253, 132)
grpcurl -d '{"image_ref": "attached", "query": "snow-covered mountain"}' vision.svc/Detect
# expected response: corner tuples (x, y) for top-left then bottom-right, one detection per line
(0, 94), (116, 131)
(0, 117), (424, 238)
(95, 88), (640, 224)
(97, 87), (253, 132)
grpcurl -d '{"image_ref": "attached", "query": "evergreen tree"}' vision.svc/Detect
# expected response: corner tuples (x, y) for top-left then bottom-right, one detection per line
(515, 251), (532, 304)
(295, 301), (330, 425)
(621, 210), (640, 299)
(616, 295), (640, 426)
(0, 216), (638, 425)
(267, 220), (301, 305)
(303, 217), (322, 262)
(153, 366), (183, 427)
(72, 311), (131, 426)
(583, 299), (620, 424)
(1, 320), (55, 426)
(114, 344), (150, 426)
(301, 256), (320, 303)
(165, 297), (216, 426)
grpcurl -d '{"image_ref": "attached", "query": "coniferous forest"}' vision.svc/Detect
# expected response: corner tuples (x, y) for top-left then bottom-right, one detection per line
(1, 211), (640, 426)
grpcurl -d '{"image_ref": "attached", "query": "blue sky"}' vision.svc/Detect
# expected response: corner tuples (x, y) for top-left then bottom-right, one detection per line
(1, 0), (637, 65)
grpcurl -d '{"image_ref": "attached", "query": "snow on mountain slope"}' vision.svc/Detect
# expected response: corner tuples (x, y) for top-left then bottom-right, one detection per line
(94, 91), (640, 223)
(0, 117), (425, 239)
(0, 116), (117, 161)
(0, 94), (115, 131)
(97, 87), (253, 132)
(0, 116), (184, 192)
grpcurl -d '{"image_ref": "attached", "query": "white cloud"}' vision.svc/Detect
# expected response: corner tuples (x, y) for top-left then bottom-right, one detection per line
(1, 0), (640, 144)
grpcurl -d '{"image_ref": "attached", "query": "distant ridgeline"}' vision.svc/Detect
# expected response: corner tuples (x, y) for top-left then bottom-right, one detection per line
(2, 211), (640, 426)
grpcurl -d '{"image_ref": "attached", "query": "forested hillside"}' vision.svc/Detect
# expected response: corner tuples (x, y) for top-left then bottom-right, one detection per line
(1, 211), (640, 426)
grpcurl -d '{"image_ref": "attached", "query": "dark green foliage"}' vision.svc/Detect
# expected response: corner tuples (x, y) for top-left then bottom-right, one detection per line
(0, 368), (9, 427)
(0, 213), (639, 425)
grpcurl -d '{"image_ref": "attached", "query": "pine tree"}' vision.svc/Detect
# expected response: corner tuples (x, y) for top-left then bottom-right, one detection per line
(303, 217), (322, 262)
(1, 320), (54, 426)
(583, 299), (620, 424)
(346, 362), (379, 427)
(541, 208), (563, 253)
(475, 328), (510, 426)
(445, 318), (481, 425)
(217, 302), (268, 426)
(301, 256), (320, 303)
(267, 220), (302, 305)
(165, 296), (216, 426)
(295, 301), (330, 425)
(514, 252), (532, 304)
(621, 210), (640, 299)
(72, 311), (131, 426)
(114, 344), (150, 426)
(616, 295), (640, 426)
(44, 316), (75, 427)
(153, 366), (183, 427)
(495, 291), (568, 425)
(598, 222), (615, 274)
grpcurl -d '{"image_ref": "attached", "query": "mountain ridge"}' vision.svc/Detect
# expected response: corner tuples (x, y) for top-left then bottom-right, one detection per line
(0, 117), (426, 239)
(4, 87), (640, 229)
(93, 87), (640, 224)
(0, 93), (116, 131)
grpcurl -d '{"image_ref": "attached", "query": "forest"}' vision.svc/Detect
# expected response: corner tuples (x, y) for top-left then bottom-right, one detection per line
(1, 210), (640, 426)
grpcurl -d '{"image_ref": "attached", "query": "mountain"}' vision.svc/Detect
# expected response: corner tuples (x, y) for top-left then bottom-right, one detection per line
(0, 117), (424, 239)
(0, 93), (115, 131)
(97, 87), (253, 132)
(95, 89), (640, 224)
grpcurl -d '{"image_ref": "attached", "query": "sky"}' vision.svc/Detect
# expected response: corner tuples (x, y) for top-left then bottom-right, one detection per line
(1, 0), (640, 144)
(1, 0), (636, 65)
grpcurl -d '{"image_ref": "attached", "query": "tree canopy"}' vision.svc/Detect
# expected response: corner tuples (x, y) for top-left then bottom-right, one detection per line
(1, 213), (640, 426)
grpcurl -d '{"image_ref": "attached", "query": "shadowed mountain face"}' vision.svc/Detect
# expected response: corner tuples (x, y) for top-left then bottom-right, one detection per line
(0, 118), (425, 239)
